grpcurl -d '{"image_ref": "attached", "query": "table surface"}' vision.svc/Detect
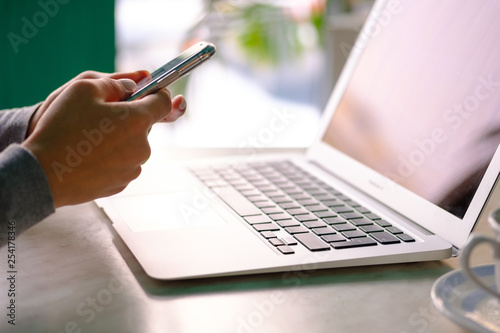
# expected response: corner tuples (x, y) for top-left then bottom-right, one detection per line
(1, 147), (498, 333)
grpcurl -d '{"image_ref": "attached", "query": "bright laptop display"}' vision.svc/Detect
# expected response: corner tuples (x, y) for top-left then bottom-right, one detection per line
(322, 0), (500, 219)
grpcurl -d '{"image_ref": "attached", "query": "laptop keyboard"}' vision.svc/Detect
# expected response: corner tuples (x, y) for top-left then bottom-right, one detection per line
(191, 161), (415, 254)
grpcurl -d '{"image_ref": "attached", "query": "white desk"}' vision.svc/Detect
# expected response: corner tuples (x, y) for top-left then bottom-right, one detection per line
(1, 148), (497, 333)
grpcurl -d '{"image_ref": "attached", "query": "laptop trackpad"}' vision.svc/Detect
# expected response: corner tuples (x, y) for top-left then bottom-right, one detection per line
(108, 192), (228, 232)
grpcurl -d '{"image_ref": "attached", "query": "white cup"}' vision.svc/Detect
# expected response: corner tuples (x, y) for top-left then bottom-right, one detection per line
(460, 208), (500, 299)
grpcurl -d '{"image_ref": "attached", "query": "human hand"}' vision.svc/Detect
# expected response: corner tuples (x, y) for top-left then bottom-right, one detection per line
(22, 71), (186, 208)
(27, 71), (186, 136)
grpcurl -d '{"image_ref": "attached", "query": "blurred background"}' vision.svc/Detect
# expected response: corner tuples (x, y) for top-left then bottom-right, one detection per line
(0, 0), (372, 148)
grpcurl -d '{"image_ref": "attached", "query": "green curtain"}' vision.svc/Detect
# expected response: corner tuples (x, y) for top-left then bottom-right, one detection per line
(0, 0), (115, 109)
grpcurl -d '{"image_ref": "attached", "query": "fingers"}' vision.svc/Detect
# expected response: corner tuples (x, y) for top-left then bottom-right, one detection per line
(160, 95), (187, 122)
(37, 70), (183, 132)
(133, 88), (173, 123)
(40, 71), (146, 111)
(78, 70), (149, 83)
(86, 77), (137, 102)
(117, 79), (137, 92)
(110, 70), (150, 83)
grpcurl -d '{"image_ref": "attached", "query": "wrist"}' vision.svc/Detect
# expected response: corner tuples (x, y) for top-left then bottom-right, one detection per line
(26, 102), (44, 138)
(21, 139), (65, 208)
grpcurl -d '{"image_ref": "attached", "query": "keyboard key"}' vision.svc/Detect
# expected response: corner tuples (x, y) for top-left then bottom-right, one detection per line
(280, 236), (298, 246)
(356, 206), (371, 214)
(302, 186), (321, 193)
(287, 207), (310, 215)
(294, 180), (314, 187)
(289, 193), (310, 200)
(295, 213), (318, 222)
(216, 186), (262, 216)
(349, 218), (373, 226)
(275, 181), (296, 189)
(269, 238), (285, 246)
(332, 223), (356, 232)
(324, 186), (341, 195)
(277, 219), (301, 228)
(294, 233), (331, 251)
(365, 213), (381, 220)
(261, 207), (283, 215)
(303, 220), (328, 229)
(266, 176), (287, 183)
(285, 226), (310, 234)
(260, 231), (276, 239)
(332, 205), (354, 214)
(306, 204), (329, 212)
(322, 199), (345, 207)
(331, 237), (377, 249)
(254, 184), (277, 192)
(287, 175), (305, 182)
(314, 210), (337, 218)
(341, 212), (364, 220)
(307, 190), (327, 197)
(375, 219), (392, 227)
(251, 180), (272, 187)
(323, 216), (347, 225)
(314, 194), (337, 201)
(310, 191), (330, 198)
(241, 175), (263, 182)
(342, 230), (366, 239)
(386, 227), (403, 234)
(269, 196), (293, 203)
(277, 245), (295, 254)
(279, 202), (301, 209)
(297, 198), (320, 206)
(254, 200), (275, 208)
(262, 189), (285, 197)
(244, 215), (272, 224)
(397, 234), (415, 242)
(359, 225), (384, 233)
(321, 234), (346, 243)
(312, 227), (336, 236)
(282, 186), (302, 194)
(370, 232), (400, 244)
(269, 213), (293, 221)
(253, 223), (280, 232)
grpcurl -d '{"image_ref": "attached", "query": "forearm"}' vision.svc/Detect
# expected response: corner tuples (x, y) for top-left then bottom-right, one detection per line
(0, 145), (55, 247)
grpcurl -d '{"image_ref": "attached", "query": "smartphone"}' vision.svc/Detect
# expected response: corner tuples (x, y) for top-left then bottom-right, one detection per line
(127, 41), (216, 101)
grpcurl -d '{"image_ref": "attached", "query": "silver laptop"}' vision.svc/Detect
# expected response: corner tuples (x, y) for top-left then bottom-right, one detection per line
(97, 0), (500, 280)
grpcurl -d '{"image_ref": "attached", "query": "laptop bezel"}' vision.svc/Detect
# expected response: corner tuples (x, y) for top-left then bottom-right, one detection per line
(306, 0), (500, 249)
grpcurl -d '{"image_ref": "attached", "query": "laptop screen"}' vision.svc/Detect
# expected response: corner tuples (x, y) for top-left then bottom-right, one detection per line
(322, 0), (500, 219)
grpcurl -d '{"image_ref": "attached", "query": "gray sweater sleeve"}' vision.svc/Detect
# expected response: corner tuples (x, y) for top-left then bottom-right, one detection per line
(0, 105), (55, 247)
(0, 104), (40, 151)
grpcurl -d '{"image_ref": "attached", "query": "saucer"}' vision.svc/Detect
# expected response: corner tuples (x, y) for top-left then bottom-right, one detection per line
(431, 264), (500, 333)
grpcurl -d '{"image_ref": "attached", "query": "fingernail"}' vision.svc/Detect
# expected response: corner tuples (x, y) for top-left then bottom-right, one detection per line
(118, 78), (137, 92)
(179, 98), (187, 111)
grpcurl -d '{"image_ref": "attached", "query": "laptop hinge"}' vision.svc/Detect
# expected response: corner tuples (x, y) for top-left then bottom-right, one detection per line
(451, 246), (460, 257)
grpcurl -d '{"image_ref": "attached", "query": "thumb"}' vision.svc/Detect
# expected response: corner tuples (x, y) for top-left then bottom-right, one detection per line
(117, 78), (137, 93)
(95, 77), (137, 102)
